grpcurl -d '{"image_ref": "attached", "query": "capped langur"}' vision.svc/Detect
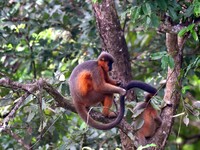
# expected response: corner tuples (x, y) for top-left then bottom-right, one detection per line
(69, 51), (158, 130)
(133, 93), (162, 145)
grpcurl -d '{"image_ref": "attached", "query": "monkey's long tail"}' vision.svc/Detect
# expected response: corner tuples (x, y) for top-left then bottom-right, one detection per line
(125, 80), (157, 94)
(75, 80), (157, 130)
(74, 100), (125, 130)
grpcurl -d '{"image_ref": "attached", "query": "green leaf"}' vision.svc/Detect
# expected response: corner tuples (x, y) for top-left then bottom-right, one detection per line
(92, 0), (98, 3)
(161, 55), (168, 69)
(146, 3), (151, 14)
(80, 122), (88, 130)
(193, 110), (200, 116)
(146, 16), (151, 25)
(168, 6), (178, 21)
(151, 14), (160, 27)
(130, 7), (137, 21)
(91, 0), (102, 3)
(179, 24), (199, 41)
(151, 51), (167, 60)
(42, 99), (46, 110)
(182, 85), (190, 93)
(157, 0), (167, 11)
(191, 30), (199, 41)
(188, 24), (195, 30)
(62, 15), (69, 25)
(27, 112), (35, 122)
(128, 132), (136, 141)
(133, 118), (144, 130)
(42, 12), (50, 20)
(179, 24), (198, 41)
(184, 56), (200, 77)
(194, 0), (200, 17)
(168, 55), (175, 69)
(9, 2), (20, 15)
(160, 54), (175, 69)
(184, 5), (194, 17)
(131, 6), (141, 21)
(132, 108), (145, 118)
(137, 143), (157, 150)
(36, 0), (44, 6)
(142, 3), (151, 16)
(178, 27), (188, 37)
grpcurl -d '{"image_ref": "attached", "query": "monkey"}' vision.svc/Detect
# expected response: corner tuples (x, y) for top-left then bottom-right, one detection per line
(69, 51), (159, 130)
(133, 93), (162, 145)
(69, 51), (126, 116)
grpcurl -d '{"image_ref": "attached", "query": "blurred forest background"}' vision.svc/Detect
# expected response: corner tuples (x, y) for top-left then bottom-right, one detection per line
(0, 0), (199, 150)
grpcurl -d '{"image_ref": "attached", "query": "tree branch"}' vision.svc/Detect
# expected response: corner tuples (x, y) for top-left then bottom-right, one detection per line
(3, 92), (31, 125)
(0, 78), (130, 133)
(42, 81), (76, 113)
(4, 129), (31, 150)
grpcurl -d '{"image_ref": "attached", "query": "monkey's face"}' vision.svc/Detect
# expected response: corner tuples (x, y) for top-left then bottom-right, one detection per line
(108, 61), (113, 71)
(99, 57), (114, 72)
(103, 60), (113, 71)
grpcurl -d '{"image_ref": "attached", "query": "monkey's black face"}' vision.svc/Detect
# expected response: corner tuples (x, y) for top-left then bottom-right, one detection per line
(108, 61), (113, 71)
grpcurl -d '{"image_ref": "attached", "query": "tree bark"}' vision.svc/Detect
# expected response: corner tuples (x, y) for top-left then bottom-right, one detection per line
(148, 34), (184, 149)
(92, 0), (132, 84)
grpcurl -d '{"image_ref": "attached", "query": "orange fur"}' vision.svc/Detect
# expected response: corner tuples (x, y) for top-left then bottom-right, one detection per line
(137, 105), (159, 138)
(98, 60), (118, 116)
(102, 95), (114, 117)
(135, 94), (162, 145)
(78, 71), (93, 96)
(98, 60), (109, 72)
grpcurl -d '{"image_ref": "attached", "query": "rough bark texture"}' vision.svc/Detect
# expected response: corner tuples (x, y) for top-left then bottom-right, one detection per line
(92, 0), (132, 84)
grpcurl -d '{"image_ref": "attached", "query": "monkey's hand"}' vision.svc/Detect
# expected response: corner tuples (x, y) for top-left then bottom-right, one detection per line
(120, 88), (126, 96)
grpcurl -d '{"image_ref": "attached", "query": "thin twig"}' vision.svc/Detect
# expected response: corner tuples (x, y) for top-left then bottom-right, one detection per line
(4, 129), (31, 150)
(3, 92), (31, 126)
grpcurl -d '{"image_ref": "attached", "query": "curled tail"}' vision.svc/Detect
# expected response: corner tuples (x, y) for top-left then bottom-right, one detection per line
(74, 99), (125, 130)
(75, 80), (157, 130)
(125, 80), (157, 95)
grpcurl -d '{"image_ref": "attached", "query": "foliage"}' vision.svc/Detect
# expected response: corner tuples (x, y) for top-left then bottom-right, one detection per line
(126, 0), (200, 29)
(0, 0), (200, 149)
(137, 143), (156, 150)
(0, 0), (99, 80)
(0, 0), (107, 149)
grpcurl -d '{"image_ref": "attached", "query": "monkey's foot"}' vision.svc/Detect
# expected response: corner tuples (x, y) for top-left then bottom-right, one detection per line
(108, 112), (117, 118)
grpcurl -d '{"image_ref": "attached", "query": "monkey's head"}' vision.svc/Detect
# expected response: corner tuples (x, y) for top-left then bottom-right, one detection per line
(145, 93), (157, 102)
(98, 51), (115, 71)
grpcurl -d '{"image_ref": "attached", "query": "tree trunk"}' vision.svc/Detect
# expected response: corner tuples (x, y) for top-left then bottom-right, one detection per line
(148, 33), (184, 149)
(92, 0), (132, 84)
